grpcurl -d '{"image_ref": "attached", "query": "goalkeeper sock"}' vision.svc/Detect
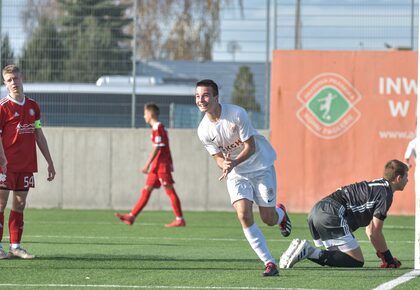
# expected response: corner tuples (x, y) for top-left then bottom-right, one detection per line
(308, 250), (364, 267)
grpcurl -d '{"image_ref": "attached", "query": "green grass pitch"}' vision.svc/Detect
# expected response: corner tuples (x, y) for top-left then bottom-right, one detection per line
(0, 209), (416, 289)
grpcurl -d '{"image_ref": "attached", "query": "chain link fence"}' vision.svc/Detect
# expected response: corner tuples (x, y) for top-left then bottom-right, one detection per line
(0, 0), (418, 129)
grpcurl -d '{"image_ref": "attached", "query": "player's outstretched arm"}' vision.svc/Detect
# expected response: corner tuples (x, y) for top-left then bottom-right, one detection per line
(366, 217), (401, 268)
(35, 128), (56, 181)
(366, 217), (387, 252)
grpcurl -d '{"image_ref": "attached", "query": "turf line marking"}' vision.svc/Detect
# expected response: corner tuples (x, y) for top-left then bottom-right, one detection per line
(372, 270), (420, 290)
(5, 234), (414, 245)
(27, 221), (415, 230)
(0, 284), (321, 290)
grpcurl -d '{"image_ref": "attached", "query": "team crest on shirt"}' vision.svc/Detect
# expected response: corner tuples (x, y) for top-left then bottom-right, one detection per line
(29, 108), (35, 116)
(296, 73), (362, 139)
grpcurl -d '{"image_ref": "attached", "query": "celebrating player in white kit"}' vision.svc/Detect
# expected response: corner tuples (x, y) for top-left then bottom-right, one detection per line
(195, 79), (292, 276)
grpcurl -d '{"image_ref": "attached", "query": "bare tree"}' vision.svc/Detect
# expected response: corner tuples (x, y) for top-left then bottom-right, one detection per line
(21, 0), (63, 35)
(134, 0), (238, 60)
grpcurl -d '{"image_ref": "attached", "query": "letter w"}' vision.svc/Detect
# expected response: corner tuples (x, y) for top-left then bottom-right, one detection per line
(388, 100), (410, 117)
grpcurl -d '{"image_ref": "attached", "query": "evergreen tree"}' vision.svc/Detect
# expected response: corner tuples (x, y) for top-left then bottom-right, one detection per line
(64, 16), (114, 82)
(19, 17), (64, 82)
(1, 34), (15, 69)
(231, 66), (260, 112)
(58, 0), (131, 81)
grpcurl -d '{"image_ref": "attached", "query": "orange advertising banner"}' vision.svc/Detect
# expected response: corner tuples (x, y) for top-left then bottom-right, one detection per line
(270, 50), (417, 215)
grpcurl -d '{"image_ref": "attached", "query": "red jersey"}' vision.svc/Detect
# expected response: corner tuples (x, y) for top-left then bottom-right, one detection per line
(0, 96), (40, 173)
(150, 122), (173, 173)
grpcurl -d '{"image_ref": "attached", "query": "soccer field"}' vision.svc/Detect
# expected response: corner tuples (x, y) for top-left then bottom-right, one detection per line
(0, 209), (417, 290)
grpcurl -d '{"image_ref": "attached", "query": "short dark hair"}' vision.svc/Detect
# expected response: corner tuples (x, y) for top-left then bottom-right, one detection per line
(196, 79), (219, 96)
(383, 159), (408, 181)
(144, 102), (160, 117)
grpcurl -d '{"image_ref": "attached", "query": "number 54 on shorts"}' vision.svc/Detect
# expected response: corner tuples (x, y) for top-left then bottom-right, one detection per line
(0, 172), (35, 190)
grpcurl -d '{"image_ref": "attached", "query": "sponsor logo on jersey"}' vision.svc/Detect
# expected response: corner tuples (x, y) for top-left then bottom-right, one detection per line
(296, 73), (362, 139)
(16, 123), (35, 134)
(219, 138), (243, 155)
(14, 112), (20, 118)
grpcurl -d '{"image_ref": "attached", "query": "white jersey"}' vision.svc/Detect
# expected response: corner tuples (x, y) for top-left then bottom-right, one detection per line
(197, 103), (276, 174)
(404, 137), (416, 160)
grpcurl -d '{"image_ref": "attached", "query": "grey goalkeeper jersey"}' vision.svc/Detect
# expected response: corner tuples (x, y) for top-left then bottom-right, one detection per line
(327, 178), (393, 232)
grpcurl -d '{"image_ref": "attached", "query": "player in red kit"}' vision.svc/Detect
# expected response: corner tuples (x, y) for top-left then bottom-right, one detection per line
(115, 102), (185, 227)
(0, 65), (55, 259)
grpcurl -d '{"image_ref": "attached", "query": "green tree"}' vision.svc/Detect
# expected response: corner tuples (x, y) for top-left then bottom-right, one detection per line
(23, 0), (243, 63)
(1, 34), (15, 69)
(64, 16), (115, 82)
(231, 66), (260, 112)
(58, 0), (131, 81)
(19, 17), (64, 82)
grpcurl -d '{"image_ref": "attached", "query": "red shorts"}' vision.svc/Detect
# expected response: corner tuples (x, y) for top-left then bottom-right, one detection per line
(146, 172), (174, 188)
(0, 172), (35, 191)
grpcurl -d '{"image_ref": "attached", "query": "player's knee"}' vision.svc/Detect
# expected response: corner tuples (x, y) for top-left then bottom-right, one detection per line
(142, 186), (153, 194)
(259, 208), (277, 226)
(236, 211), (253, 226)
(260, 214), (277, 226)
(12, 201), (26, 211)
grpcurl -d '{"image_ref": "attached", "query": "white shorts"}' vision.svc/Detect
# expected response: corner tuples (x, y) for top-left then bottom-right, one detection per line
(226, 166), (276, 207)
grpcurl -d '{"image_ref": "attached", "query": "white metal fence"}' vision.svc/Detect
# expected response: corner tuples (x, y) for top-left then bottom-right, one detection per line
(0, 0), (418, 129)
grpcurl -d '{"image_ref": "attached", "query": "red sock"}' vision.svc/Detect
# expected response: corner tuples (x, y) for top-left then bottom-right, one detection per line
(131, 189), (152, 217)
(0, 212), (4, 243)
(165, 188), (183, 218)
(9, 210), (24, 244)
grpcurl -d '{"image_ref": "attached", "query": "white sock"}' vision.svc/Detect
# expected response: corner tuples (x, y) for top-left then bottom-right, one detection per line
(11, 243), (20, 249)
(276, 207), (285, 224)
(243, 223), (275, 265)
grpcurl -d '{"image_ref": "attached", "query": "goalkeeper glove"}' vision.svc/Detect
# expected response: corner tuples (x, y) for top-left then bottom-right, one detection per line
(376, 250), (401, 268)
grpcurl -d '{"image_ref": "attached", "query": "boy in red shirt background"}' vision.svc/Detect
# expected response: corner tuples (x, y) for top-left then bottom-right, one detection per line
(0, 65), (56, 259)
(115, 103), (185, 227)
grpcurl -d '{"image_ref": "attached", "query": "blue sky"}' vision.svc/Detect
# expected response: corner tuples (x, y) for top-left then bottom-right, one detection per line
(1, 0), (418, 62)
(213, 0), (419, 61)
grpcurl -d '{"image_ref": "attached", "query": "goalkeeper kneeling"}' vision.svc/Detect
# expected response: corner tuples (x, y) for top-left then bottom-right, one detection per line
(280, 159), (407, 269)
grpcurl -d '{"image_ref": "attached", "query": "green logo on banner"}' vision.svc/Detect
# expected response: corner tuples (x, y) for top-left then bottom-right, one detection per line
(296, 73), (362, 139)
(307, 87), (349, 125)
